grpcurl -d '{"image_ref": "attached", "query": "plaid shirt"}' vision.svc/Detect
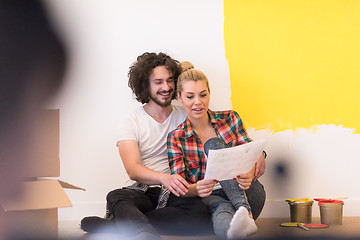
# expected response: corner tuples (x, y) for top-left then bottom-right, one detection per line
(167, 110), (251, 184)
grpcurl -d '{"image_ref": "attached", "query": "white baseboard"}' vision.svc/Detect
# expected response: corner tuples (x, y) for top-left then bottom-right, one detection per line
(59, 199), (360, 221)
(59, 202), (106, 221)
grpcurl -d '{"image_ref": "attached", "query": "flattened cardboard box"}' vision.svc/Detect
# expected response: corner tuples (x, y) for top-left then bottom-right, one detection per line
(0, 109), (85, 237)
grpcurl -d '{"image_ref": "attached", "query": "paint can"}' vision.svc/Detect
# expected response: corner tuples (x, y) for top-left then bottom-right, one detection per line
(286, 199), (313, 223)
(318, 200), (344, 225)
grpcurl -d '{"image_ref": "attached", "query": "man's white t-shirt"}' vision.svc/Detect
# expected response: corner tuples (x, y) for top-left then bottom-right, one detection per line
(117, 104), (186, 184)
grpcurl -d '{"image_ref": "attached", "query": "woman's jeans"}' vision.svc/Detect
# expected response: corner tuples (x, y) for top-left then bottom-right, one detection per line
(202, 180), (264, 239)
(202, 137), (266, 239)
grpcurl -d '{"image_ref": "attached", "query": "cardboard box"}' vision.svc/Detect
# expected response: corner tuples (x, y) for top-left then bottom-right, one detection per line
(27, 109), (61, 178)
(0, 109), (84, 238)
(2, 180), (85, 237)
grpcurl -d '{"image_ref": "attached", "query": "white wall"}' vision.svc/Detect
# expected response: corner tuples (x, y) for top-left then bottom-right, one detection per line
(44, 0), (360, 221)
(45, 0), (232, 221)
(248, 126), (360, 218)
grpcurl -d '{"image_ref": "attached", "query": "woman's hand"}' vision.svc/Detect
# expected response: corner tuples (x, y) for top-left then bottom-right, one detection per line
(196, 179), (217, 197)
(161, 174), (189, 197)
(234, 166), (255, 190)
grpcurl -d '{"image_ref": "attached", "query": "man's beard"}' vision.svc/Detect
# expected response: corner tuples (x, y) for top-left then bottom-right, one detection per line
(149, 90), (174, 107)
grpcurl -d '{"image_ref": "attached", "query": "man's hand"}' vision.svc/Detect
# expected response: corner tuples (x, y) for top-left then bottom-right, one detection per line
(234, 167), (255, 190)
(161, 174), (189, 197)
(254, 152), (266, 181)
(196, 179), (217, 197)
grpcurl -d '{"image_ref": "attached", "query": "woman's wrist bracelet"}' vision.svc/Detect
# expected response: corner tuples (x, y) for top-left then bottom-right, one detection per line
(262, 150), (267, 159)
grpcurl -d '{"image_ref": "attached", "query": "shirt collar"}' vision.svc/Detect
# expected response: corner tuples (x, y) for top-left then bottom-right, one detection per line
(184, 110), (217, 138)
(208, 109), (218, 125)
(183, 118), (194, 138)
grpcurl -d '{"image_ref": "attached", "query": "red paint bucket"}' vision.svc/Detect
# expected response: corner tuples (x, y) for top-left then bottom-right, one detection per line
(315, 199), (344, 225)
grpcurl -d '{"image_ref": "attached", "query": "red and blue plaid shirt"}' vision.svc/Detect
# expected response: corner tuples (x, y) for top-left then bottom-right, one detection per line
(167, 110), (251, 184)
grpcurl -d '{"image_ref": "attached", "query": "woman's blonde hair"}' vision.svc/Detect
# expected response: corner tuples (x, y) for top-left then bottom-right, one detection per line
(177, 61), (210, 95)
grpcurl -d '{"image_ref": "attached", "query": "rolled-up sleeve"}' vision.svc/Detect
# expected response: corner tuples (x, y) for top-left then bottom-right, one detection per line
(167, 132), (186, 178)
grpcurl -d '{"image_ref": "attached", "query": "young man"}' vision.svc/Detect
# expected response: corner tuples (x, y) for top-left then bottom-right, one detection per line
(81, 52), (213, 239)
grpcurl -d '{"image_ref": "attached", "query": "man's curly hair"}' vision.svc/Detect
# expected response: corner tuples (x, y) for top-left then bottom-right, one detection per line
(128, 52), (181, 104)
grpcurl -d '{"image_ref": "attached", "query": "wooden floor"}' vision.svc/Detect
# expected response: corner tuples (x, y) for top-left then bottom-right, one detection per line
(162, 217), (360, 240)
(63, 217), (360, 240)
(250, 217), (360, 239)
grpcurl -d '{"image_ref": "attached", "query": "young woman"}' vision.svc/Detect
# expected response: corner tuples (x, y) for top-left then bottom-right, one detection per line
(167, 62), (266, 239)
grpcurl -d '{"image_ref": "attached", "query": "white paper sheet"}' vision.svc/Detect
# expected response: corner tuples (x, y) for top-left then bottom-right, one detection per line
(204, 139), (267, 181)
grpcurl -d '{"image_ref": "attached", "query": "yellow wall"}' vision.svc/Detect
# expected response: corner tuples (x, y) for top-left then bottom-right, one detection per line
(224, 0), (360, 133)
